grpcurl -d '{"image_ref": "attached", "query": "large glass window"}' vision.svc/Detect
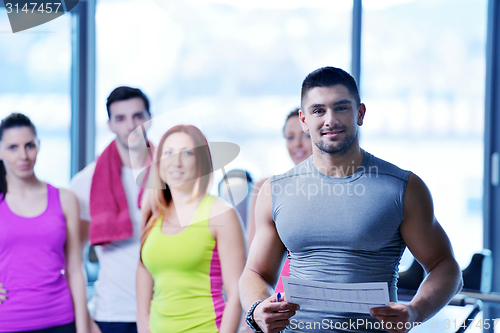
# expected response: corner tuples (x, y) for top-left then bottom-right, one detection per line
(95, 0), (352, 185)
(361, 0), (487, 268)
(0, 11), (72, 188)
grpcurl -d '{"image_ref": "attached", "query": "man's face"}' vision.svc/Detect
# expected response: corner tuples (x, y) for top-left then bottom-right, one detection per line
(107, 97), (151, 150)
(300, 84), (365, 156)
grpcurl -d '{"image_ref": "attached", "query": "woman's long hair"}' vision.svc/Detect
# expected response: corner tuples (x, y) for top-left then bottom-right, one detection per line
(140, 125), (213, 248)
(0, 113), (37, 201)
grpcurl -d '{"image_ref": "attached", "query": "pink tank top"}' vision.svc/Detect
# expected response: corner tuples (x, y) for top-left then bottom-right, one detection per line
(0, 183), (75, 332)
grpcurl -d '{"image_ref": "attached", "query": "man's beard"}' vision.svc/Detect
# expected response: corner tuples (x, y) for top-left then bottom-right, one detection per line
(116, 136), (130, 150)
(314, 130), (357, 155)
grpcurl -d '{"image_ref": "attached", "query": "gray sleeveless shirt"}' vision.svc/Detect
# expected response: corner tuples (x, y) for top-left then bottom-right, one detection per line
(271, 151), (411, 332)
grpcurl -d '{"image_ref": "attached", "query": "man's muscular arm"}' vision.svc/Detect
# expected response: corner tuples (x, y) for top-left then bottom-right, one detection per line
(239, 180), (299, 333)
(370, 173), (463, 333)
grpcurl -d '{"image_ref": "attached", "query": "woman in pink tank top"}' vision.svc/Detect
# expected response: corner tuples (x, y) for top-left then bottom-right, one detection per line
(0, 113), (89, 333)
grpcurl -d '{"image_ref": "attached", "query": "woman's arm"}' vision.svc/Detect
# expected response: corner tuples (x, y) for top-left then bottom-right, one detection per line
(137, 190), (154, 333)
(136, 262), (154, 333)
(60, 188), (90, 333)
(211, 199), (247, 333)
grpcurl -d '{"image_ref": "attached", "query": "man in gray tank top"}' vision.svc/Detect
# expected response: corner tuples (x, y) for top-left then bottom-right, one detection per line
(239, 67), (463, 333)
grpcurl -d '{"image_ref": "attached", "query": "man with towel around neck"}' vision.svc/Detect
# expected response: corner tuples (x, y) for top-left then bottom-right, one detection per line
(70, 87), (152, 333)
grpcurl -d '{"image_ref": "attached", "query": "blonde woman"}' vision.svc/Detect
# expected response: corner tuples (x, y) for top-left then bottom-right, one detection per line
(136, 125), (246, 333)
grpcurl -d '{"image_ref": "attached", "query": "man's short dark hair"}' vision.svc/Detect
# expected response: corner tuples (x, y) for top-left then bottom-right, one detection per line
(106, 86), (150, 119)
(301, 67), (360, 108)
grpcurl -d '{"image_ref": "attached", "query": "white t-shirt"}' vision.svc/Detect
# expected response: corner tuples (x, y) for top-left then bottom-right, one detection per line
(70, 162), (142, 322)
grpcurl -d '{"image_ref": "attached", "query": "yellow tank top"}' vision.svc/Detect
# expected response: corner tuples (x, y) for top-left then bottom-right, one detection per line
(141, 195), (224, 333)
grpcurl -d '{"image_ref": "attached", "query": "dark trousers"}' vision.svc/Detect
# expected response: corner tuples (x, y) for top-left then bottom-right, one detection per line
(95, 322), (137, 333)
(16, 322), (76, 333)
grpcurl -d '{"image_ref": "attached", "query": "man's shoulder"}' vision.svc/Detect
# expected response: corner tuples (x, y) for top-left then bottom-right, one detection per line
(271, 158), (312, 184)
(69, 161), (97, 190)
(365, 152), (411, 182)
(69, 161), (96, 221)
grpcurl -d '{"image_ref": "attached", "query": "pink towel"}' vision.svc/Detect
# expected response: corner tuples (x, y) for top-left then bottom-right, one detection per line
(89, 140), (152, 245)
